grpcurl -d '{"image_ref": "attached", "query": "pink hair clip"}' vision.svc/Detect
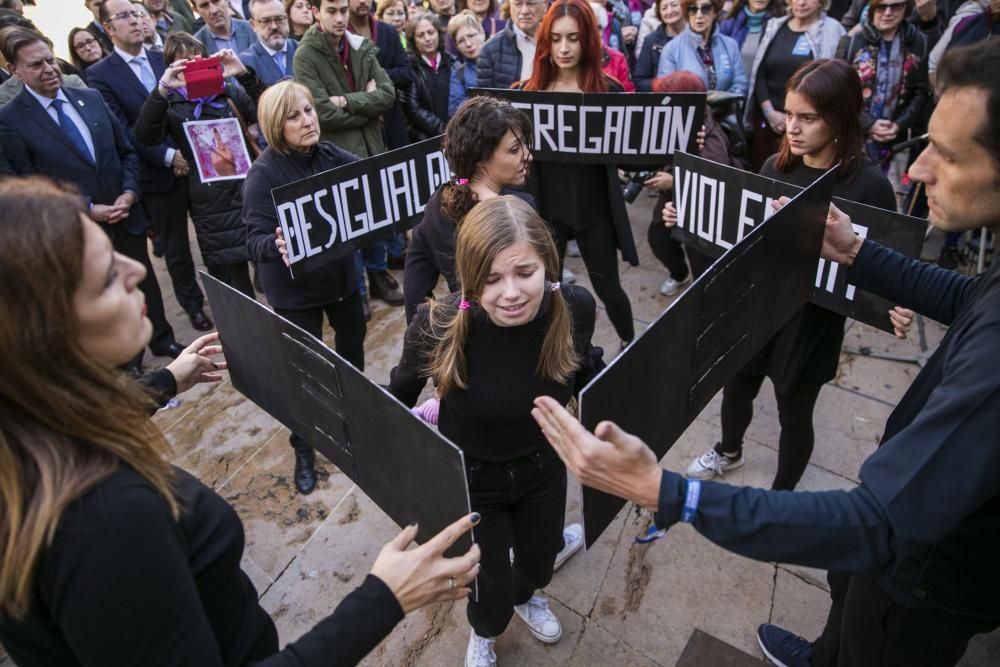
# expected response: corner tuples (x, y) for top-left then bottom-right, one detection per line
(456, 178), (469, 186)
(550, 281), (561, 291)
(458, 299), (472, 310)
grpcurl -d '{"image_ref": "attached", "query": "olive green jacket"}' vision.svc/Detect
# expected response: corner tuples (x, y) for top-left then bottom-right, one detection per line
(293, 26), (395, 157)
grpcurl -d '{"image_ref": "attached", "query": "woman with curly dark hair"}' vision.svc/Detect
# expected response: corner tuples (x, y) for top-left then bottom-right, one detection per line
(520, 0), (638, 351)
(402, 95), (535, 322)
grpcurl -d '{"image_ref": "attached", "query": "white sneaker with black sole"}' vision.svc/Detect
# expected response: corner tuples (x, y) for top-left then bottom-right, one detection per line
(464, 630), (496, 667)
(514, 595), (562, 644)
(685, 447), (745, 480)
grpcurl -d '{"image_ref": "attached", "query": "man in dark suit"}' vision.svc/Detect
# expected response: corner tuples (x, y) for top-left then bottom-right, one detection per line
(88, 0), (214, 332)
(0, 29), (183, 361)
(192, 0), (256, 53)
(84, 0), (114, 52)
(239, 0), (297, 85)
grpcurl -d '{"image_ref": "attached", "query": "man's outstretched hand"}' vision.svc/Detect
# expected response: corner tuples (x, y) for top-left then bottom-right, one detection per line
(531, 396), (661, 510)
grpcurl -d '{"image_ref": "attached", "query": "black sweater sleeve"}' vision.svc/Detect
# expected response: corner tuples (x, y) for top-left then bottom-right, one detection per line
(847, 240), (975, 325)
(388, 304), (438, 407)
(39, 479), (403, 666)
(402, 220), (441, 324)
(243, 156), (284, 264)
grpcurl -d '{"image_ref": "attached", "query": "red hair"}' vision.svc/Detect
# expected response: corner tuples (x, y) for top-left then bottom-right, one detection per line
(651, 70), (706, 93)
(521, 0), (608, 92)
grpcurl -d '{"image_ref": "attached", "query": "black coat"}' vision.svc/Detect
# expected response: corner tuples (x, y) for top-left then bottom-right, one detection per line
(242, 142), (359, 310)
(369, 20), (413, 150)
(634, 25), (672, 92)
(405, 53), (452, 141)
(134, 84), (255, 266)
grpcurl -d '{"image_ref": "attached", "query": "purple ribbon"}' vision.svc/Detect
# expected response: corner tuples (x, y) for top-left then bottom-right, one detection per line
(177, 87), (227, 119)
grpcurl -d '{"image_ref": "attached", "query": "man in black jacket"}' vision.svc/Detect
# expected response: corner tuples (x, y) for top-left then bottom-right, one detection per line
(531, 40), (1000, 667)
(476, 0), (545, 89)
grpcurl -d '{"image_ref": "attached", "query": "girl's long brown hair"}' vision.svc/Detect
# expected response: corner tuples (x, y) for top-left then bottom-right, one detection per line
(426, 196), (580, 395)
(522, 0), (609, 92)
(0, 178), (178, 618)
(773, 59), (865, 178)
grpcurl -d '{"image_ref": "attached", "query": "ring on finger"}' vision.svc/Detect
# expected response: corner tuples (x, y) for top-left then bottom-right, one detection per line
(449, 576), (456, 591)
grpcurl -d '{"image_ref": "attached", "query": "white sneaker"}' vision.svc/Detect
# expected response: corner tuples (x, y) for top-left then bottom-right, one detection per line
(562, 268), (577, 284)
(659, 274), (692, 296)
(465, 630), (496, 667)
(514, 595), (562, 644)
(685, 447), (745, 480)
(553, 523), (583, 571)
(567, 240), (581, 257)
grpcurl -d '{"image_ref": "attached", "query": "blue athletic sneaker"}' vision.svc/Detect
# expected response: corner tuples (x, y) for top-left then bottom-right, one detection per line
(757, 623), (813, 667)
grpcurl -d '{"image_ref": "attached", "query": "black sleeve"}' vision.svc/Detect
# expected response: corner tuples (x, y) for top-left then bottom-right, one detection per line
(405, 73), (446, 137)
(564, 285), (605, 392)
(258, 575), (404, 667)
(847, 240), (976, 325)
(104, 98), (144, 198)
(236, 67), (269, 104)
(892, 37), (929, 133)
(133, 89), (171, 147)
(43, 482), (405, 667)
(137, 368), (178, 412)
(388, 305), (436, 407)
(633, 39), (658, 92)
(402, 223), (440, 324)
(229, 82), (258, 125)
(243, 160), (283, 263)
(380, 32), (414, 89)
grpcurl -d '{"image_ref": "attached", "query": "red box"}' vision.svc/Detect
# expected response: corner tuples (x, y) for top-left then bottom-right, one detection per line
(184, 57), (224, 99)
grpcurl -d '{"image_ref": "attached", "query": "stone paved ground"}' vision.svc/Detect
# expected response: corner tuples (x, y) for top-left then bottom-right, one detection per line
(2, 193), (998, 666)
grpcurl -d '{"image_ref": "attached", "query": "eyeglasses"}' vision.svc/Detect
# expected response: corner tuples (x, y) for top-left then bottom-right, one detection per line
(874, 1), (906, 12)
(686, 3), (714, 15)
(109, 10), (144, 21)
(74, 36), (99, 49)
(254, 15), (289, 26)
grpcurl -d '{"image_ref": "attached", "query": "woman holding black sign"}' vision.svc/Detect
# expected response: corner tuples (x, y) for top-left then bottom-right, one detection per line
(390, 196), (603, 667)
(520, 0), (638, 351)
(0, 176), (481, 667)
(243, 80), (367, 495)
(665, 59), (910, 490)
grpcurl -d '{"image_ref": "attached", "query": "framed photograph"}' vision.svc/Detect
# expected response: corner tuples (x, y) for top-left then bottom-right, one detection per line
(182, 117), (252, 183)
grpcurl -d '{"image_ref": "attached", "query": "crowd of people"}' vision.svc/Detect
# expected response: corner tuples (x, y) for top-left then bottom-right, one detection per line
(0, 0), (997, 664)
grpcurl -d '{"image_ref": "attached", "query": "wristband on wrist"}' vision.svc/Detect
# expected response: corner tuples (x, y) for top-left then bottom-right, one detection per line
(158, 80), (173, 91)
(681, 479), (701, 523)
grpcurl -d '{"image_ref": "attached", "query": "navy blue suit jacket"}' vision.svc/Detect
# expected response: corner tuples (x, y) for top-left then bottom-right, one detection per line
(238, 39), (298, 85)
(86, 49), (177, 193)
(0, 86), (148, 235)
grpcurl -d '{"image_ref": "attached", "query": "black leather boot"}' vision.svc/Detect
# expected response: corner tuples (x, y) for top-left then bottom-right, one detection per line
(292, 443), (317, 495)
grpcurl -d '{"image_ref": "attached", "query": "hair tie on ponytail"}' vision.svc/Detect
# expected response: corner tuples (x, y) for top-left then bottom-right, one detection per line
(455, 178), (469, 186)
(549, 281), (561, 292)
(458, 299), (472, 310)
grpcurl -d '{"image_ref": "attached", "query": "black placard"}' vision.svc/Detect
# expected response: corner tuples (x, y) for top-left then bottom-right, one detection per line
(270, 136), (450, 277)
(202, 273), (473, 558)
(671, 152), (925, 333)
(469, 89), (705, 164)
(579, 167), (837, 547)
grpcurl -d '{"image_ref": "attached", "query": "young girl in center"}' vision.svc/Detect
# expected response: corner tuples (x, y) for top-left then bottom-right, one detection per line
(389, 196), (604, 667)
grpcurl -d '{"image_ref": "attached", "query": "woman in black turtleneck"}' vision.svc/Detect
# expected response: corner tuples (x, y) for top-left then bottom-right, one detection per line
(243, 81), (366, 496)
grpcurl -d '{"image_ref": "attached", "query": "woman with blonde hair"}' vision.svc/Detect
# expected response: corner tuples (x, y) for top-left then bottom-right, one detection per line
(243, 80), (367, 495)
(447, 10), (486, 113)
(390, 196), (603, 667)
(0, 176), (481, 665)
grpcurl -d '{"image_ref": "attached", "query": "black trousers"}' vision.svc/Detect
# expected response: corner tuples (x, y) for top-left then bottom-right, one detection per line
(716, 372), (823, 491)
(143, 177), (204, 314)
(104, 223), (176, 353)
(552, 222), (635, 342)
(648, 192), (715, 281)
(274, 291), (367, 455)
(206, 262), (254, 300)
(467, 446), (566, 638)
(811, 572), (999, 666)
